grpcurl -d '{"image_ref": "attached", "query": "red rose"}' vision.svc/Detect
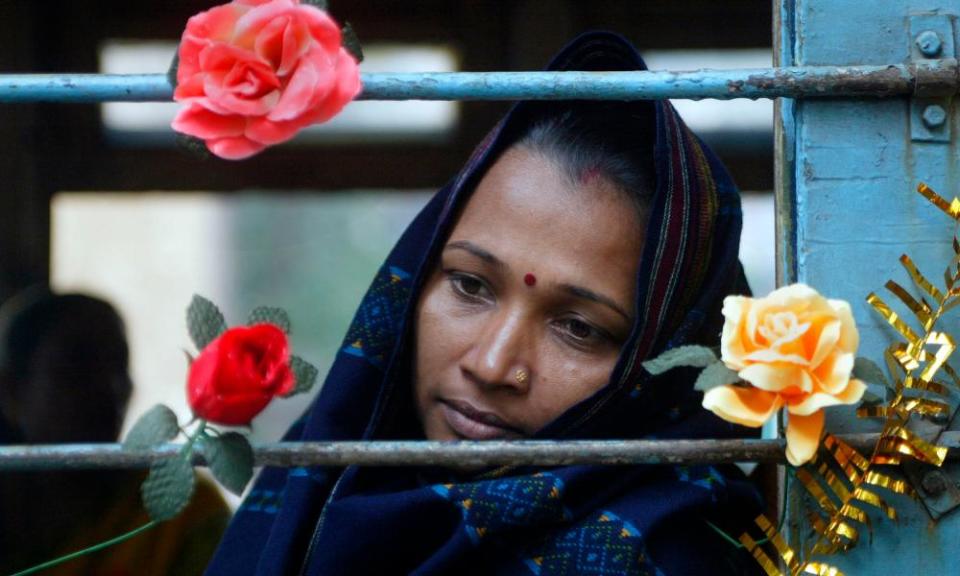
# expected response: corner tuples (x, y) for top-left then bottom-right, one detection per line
(172, 0), (362, 160)
(187, 324), (295, 425)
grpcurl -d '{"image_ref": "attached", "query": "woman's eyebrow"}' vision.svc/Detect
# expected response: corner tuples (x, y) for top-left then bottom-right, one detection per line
(444, 241), (630, 321)
(444, 241), (506, 270)
(557, 283), (632, 322)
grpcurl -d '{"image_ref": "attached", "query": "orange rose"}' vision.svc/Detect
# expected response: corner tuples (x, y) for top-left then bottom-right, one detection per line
(172, 0), (361, 160)
(702, 284), (865, 466)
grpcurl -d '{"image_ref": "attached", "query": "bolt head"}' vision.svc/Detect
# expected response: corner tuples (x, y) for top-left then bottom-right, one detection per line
(916, 30), (943, 58)
(922, 104), (948, 129)
(922, 471), (948, 496)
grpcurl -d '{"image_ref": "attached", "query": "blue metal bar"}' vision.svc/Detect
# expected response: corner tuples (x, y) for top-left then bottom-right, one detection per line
(0, 62), (955, 103)
(1, 433), (954, 470)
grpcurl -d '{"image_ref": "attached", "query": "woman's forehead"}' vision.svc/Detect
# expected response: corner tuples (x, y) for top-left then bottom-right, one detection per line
(447, 147), (644, 299)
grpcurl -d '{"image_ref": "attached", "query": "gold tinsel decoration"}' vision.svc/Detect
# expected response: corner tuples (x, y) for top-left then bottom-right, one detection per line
(737, 183), (958, 575)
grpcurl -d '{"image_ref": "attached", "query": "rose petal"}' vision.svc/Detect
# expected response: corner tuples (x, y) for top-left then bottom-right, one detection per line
(766, 283), (821, 308)
(208, 136), (267, 160)
(786, 377), (866, 416)
(175, 36), (209, 92)
(252, 15), (289, 70)
(180, 94), (235, 116)
(812, 351), (855, 395)
(739, 362), (813, 394)
(203, 66), (281, 116)
(186, 339), (221, 415)
(331, 48), (362, 101)
(205, 391), (272, 426)
(267, 54), (331, 121)
(275, 365), (295, 396)
(174, 72), (207, 100)
(829, 298), (860, 353)
(721, 296), (751, 369)
(278, 16), (310, 77)
(838, 376), (867, 407)
(234, 0), (298, 47)
(808, 317), (840, 369)
(702, 385), (783, 428)
(743, 348), (810, 367)
(199, 41), (264, 73)
(245, 115), (304, 145)
(785, 410), (824, 466)
(298, 4), (343, 53)
(184, 4), (245, 44)
(744, 297), (766, 348)
(289, 48), (360, 126)
(172, 104), (247, 140)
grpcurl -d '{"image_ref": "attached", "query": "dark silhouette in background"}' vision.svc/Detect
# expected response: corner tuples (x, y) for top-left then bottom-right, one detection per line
(0, 289), (230, 575)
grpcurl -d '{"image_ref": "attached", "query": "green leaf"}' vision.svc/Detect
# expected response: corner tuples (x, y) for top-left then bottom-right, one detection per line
(642, 345), (718, 375)
(694, 361), (741, 392)
(142, 456), (195, 522)
(203, 432), (254, 496)
(302, 0), (329, 10)
(286, 354), (319, 396)
(341, 22), (364, 63)
(853, 357), (891, 389)
(124, 404), (180, 450)
(167, 49), (179, 89)
(248, 306), (291, 333)
(187, 294), (227, 350)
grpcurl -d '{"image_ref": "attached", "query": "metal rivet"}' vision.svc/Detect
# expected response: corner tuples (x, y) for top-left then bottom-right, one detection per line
(922, 104), (948, 129)
(916, 30), (943, 57)
(922, 471), (948, 496)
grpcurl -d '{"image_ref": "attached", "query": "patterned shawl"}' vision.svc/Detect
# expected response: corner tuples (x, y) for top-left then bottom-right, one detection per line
(206, 32), (760, 576)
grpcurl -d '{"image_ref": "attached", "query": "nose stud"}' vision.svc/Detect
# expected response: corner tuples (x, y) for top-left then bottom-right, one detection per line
(514, 369), (529, 385)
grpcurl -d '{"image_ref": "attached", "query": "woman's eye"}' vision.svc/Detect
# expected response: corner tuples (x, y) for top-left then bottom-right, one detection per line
(556, 318), (606, 345)
(448, 273), (491, 301)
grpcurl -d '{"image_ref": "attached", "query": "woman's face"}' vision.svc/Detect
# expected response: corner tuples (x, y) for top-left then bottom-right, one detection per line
(414, 146), (644, 440)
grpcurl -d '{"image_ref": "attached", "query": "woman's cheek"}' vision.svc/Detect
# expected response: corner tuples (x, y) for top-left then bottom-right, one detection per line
(415, 279), (471, 389)
(417, 284), (469, 352)
(528, 353), (615, 429)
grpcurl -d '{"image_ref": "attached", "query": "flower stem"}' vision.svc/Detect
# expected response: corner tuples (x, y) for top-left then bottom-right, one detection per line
(705, 467), (792, 550)
(9, 521), (158, 576)
(10, 421), (208, 576)
(184, 420), (206, 457)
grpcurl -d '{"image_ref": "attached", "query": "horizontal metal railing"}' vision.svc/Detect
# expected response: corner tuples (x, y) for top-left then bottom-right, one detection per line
(0, 62), (957, 103)
(2, 432), (958, 470)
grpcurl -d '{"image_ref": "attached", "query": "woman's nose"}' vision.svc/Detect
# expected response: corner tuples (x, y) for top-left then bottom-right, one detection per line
(462, 307), (532, 393)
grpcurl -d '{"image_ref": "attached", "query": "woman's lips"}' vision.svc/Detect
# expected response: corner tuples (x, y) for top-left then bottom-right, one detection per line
(439, 399), (523, 440)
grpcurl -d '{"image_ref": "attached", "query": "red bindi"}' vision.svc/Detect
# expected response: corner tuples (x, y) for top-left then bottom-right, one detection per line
(523, 273), (537, 287)
(580, 166), (602, 185)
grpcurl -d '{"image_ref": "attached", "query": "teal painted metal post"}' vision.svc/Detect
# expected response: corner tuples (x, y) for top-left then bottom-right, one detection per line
(781, 0), (959, 571)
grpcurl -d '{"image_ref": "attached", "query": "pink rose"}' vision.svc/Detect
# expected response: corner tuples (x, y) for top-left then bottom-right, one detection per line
(172, 0), (361, 160)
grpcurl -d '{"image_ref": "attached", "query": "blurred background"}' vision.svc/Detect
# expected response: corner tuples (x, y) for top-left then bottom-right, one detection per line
(0, 0), (775, 449)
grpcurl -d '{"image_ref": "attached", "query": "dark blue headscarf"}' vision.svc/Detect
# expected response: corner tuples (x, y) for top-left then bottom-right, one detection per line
(207, 32), (761, 576)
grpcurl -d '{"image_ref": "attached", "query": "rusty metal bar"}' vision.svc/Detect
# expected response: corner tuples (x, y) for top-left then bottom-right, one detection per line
(0, 61), (956, 103)
(2, 433), (958, 470)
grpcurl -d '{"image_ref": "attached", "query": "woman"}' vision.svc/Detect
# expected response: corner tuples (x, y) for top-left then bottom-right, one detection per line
(206, 32), (761, 575)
